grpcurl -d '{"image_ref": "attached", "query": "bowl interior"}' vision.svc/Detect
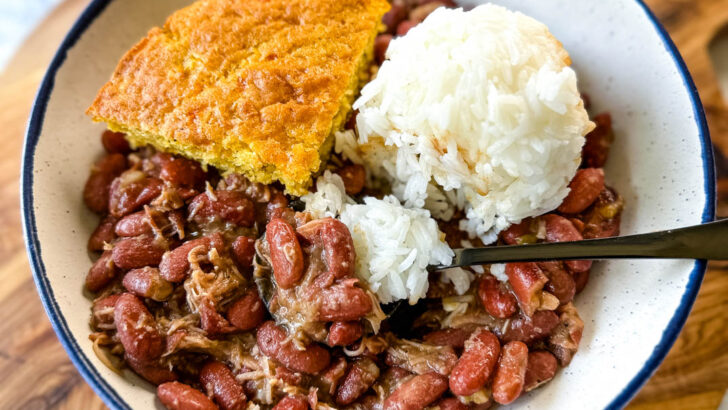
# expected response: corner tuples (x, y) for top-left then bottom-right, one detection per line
(22, 0), (713, 409)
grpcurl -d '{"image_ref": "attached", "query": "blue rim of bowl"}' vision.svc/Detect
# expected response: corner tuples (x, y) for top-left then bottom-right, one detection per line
(20, 1), (716, 409)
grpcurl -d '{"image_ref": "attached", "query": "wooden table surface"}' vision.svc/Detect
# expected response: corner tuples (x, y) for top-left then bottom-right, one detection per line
(0, 0), (726, 409)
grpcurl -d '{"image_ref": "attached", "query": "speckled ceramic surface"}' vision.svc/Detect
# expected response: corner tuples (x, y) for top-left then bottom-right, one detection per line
(21, 0), (714, 409)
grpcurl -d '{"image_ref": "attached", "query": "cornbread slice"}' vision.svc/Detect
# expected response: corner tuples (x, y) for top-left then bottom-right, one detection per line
(87, 0), (389, 195)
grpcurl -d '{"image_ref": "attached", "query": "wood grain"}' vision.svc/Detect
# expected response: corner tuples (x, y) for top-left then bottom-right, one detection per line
(0, 0), (725, 409)
(643, 0), (728, 158)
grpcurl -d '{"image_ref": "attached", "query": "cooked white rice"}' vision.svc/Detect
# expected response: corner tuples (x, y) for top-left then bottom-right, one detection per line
(341, 4), (594, 244)
(302, 174), (456, 304)
(301, 170), (354, 219)
(439, 267), (474, 296)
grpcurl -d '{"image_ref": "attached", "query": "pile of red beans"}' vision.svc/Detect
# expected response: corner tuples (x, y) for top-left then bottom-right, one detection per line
(83, 117), (619, 410)
(82, 2), (622, 409)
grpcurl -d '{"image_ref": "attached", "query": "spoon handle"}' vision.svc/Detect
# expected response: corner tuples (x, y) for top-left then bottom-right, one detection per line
(444, 218), (727, 269)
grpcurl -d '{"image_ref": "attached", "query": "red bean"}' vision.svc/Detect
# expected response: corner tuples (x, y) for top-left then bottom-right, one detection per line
(189, 190), (255, 227)
(500, 218), (536, 245)
(265, 193), (295, 225)
(117, 208), (184, 238)
(199, 297), (236, 336)
(327, 321), (364, 346)
(259, 192), (286, 219)
(543, 214), (581, 244)
(266, 218), (304, 289)
(157, 382), (217, 410)
(492, 341), (528, 405)
(297, 218), (356, 281)
(582, 113), (614, 168)
(86, 251), (118, 292)
(374, 34), (393, 65)
(115, 210), (151, 237)
(336, 358), (380, 405)
(539, 261), (576, 305)
(558, 168), (605, 214)
(501, 311), (560, 344)
(83, 154), (127, 214)
(505, 262), (548, 317)
(449, 329), (500, 396)
(543, 215), (592, 273)
(266, 191), (288, 208)
(153, 152), (207, 190)
(159, 234), (224, 282)
(122, 267), (173, 301)
(422, 328), (471, 349)
(320, 219), (356, 279)
(524, 351), (558, 392)
(410, 2), (445, 23)
(256, 321), (330, 374)
(108, 173), (163, 217)
(101, 130), (131, 154)
(273, 395), (309, 410)
(226, 289), (266, 331)
(112, 235), (166, 270)
(231, 236), (256, 268)
(318, 282), (372, 322)
(126, 354), (177, 385)
(418, 0), (457, 6)
(114, 293), (163, 363)
(382, 3), (407, 34)
(200, 361), (247, 410)
(573, 270), (590, 294)
(88, 215), (117, 252)
(384, 372), (448, 410)
(478, 274), (518, 319)
(396, 20), (416, 36)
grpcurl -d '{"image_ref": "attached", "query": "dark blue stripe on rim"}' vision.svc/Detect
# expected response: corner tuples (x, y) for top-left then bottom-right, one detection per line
(19, 1), (716, 410)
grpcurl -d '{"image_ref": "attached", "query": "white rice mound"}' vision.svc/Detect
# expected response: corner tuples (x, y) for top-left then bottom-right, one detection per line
(344, 4), (594, 244)
(302, 173), (457, 304)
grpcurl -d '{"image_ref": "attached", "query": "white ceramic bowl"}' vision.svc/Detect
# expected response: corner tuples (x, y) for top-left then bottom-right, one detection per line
(21, 0), (715, 409)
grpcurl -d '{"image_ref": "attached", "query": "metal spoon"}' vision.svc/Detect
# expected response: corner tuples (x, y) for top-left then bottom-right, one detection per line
(432, 218), (728, 270)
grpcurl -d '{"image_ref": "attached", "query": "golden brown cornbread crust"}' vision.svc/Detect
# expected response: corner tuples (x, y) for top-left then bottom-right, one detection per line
(87, 0), (389, 195)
